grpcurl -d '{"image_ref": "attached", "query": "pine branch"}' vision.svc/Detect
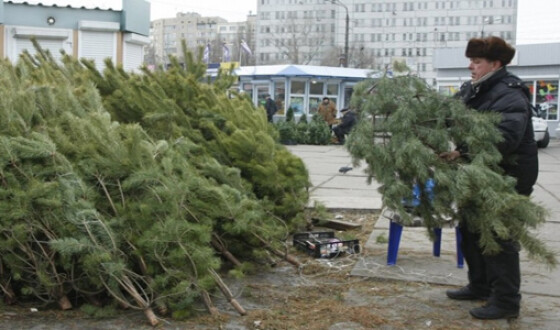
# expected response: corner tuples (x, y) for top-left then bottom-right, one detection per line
(95, 174), (118, 216)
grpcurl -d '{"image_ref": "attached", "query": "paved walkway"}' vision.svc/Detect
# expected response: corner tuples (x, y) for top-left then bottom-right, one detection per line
(286, 140), (560, 327)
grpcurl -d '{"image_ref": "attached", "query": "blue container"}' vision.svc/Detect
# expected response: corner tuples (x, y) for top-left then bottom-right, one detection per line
(402, 178), (435, 208)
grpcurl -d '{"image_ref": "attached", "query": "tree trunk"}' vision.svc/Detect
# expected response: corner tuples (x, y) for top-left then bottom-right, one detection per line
(209, 269), (246, 316)
(57, 295), (73, 310)
(254, 234), (301, 267)
(211, 235), (242, 267)
(201, 289), (219, 316)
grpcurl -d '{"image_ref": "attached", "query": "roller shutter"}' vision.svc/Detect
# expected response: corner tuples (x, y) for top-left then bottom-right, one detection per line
(123, 43), (144, 72)
(79, 31), (116, 71)
(15, 38), (66, 62)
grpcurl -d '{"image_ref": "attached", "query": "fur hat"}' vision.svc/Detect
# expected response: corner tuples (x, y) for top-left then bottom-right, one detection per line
(465, 36), (515, 66)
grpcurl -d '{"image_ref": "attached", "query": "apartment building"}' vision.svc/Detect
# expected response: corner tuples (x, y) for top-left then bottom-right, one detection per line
(256, 0), (338, 66)
(256, 0), (518, 84)
(150, 13), (256, 66)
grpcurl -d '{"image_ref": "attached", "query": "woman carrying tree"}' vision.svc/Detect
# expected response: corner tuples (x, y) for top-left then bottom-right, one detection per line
(439, 36), (538, 320)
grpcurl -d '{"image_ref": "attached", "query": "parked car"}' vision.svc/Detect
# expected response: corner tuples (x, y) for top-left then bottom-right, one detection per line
(532, 105), (550, 148)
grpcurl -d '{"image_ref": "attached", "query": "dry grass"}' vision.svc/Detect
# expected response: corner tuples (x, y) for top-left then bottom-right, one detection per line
(1, 210), (527, 329)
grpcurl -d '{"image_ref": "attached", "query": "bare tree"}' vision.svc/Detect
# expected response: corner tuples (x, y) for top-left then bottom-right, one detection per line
(350, 45), (377, 69)
(263, 16), (332, 65)
(319, 46), (343, 66)
(233, 21), (256, 66)
(143, 44), (157, 67)
(320, 43), (377, 69)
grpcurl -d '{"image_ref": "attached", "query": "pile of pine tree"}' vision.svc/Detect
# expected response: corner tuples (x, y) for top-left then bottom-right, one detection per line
(274, 109), (332, 145)
(346, 67), (556, 267)
(0, 43), (309, 325)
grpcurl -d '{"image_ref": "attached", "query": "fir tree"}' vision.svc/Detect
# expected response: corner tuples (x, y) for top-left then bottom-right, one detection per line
(0, 40), (313, 323)
(346, 68), (556, 267)
(307, 114), (332, 145)
(275, 107), (298, 145)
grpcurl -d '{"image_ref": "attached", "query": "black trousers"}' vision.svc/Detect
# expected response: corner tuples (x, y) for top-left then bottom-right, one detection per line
(333, 126), (346, 143)
(459, 176), (534, 312)
(459, 225), (521, 311)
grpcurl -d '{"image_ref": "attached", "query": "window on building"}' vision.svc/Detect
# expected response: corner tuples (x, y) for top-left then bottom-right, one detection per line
(290, 80), (305, 95)
(438, 85), (461, 97)
(274, 82), (286, 115)
(309, 81), (324, 95)
(535, 80), (558, 120)
(327, 83), (338, 95)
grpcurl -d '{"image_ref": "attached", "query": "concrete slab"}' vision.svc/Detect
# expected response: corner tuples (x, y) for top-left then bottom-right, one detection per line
(308, 196), (382, 210)
(315, 176), (379, 190)
(536, 172), (560, 185)
(352, 216), (467, 286)
(352, 213), (560, 297)
(288, 139), (560, 303)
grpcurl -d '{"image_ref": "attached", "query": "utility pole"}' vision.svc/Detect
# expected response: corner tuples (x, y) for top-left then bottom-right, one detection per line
(326, 0), (349, 67)
(344, 6), (349, 67)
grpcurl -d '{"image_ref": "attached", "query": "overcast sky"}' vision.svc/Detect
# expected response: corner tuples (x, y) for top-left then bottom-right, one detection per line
(12, 0), (560, 44)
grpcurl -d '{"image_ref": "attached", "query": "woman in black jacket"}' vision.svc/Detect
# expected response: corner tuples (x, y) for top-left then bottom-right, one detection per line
(440, 36), (538, 320)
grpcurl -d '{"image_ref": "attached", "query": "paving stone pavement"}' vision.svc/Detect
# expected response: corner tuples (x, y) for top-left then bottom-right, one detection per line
(287, 139), (560, 327)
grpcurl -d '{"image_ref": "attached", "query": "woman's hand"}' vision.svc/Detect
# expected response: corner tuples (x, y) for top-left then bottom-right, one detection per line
(439, 150), (461, 161)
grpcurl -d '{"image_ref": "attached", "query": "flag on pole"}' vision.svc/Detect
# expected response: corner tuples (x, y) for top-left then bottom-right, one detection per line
(240, 39), (252, 56)
(203, 43), (210, 63)
(222, 43), (231, 62)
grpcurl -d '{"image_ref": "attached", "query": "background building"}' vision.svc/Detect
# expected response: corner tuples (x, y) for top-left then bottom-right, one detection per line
(256, 0), (339, 66)
(235, 64), (377, 118)
(0, 0), (150, 72)
(255, 0), (517, 84)
(149, 13), (256, 66)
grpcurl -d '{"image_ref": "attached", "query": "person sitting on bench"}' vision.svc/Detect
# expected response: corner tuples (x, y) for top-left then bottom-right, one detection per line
(333, 108), (357, 144)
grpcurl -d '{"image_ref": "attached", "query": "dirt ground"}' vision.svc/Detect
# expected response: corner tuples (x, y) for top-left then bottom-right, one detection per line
(0, 210), (529, 329)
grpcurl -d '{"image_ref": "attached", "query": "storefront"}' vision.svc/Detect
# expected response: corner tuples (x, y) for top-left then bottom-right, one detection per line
(234, 65), (378, 121)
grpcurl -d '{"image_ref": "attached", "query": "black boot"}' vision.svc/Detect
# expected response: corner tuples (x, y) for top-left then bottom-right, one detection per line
(470, 304), (519, 320)
(446, 286), (489, 300)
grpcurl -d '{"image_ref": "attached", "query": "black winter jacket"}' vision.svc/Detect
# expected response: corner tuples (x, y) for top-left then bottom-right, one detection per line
(457, 67), (538, 195)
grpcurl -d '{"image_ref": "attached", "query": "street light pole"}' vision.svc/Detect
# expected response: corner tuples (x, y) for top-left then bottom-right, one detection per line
(326, 0), (349, 67)
(481, 17), (489, 37)
(343, 7), (349, 67)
